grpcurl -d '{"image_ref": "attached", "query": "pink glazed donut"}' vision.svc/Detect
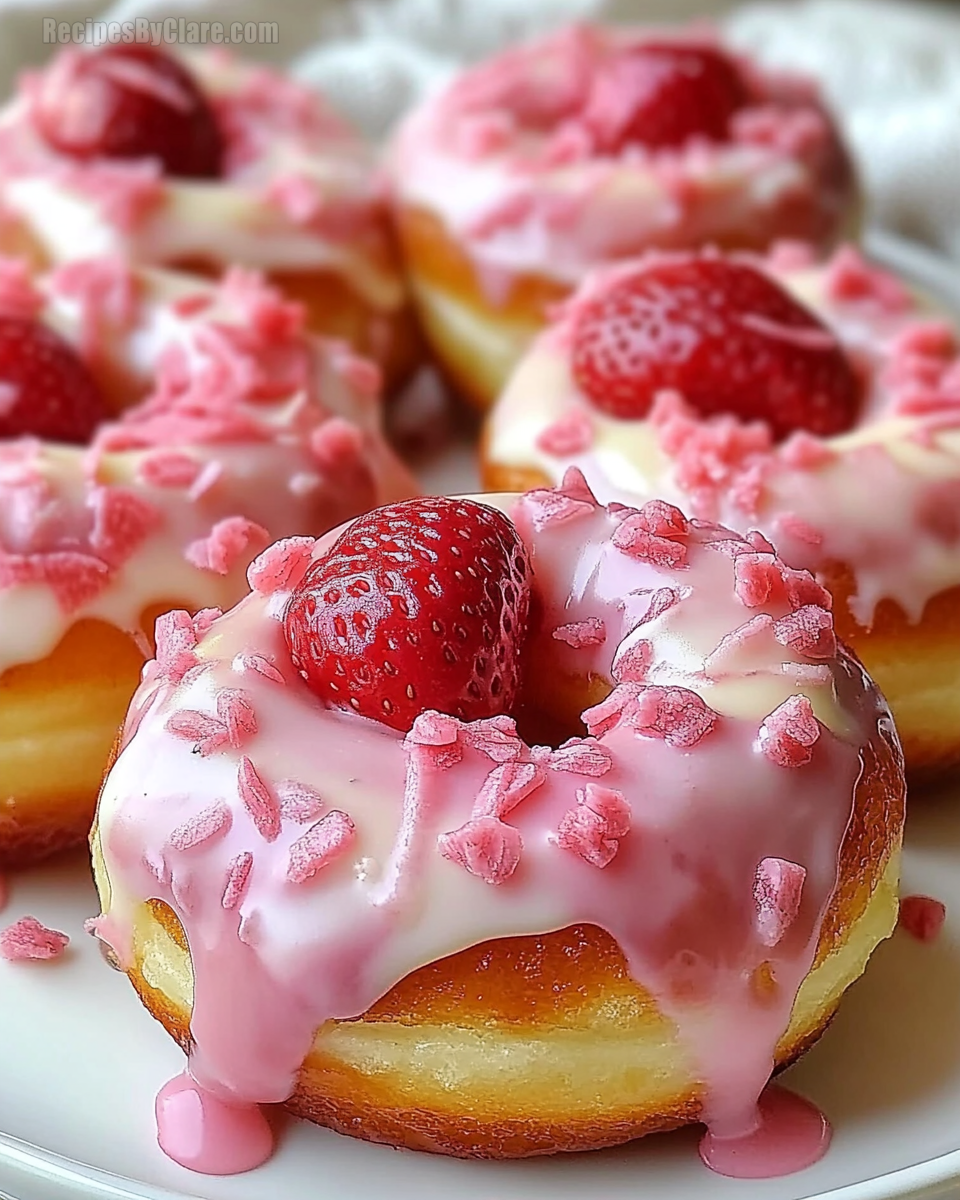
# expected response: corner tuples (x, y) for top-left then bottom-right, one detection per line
(91, 476), (904, 1177)
(483, 243), (960, 776)
(387, 22), (858, 408)
(0, 262), (415, 868)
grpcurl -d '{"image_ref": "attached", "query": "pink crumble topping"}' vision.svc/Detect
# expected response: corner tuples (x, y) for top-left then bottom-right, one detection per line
(550, 736), (612, 777)
(628, 685), (718, 748)
(734, 552), (785, 608)
(247, 536), (316, 595)
(613, 509), (689, 568)
(776, 512), (823, 547)
(168, 801), (232, 853)
(234, 652), (285, 685)
(185, 516), (270, 576)
(0, 550), (109, 612)
(556, 784), (631, 869)
(58, 159), (164, 233)
(520, 466), (598, 530)
(754, 857), (806, 947)
(165, 708), (230, 756)
(475, 758), (546, 819)
(286, 811), (356, 884)
(88, 485), (163, 568)
(216, 688), (257, 749)
(221, 851), (254, 911)
(154, 609), (199, 685)
(823, 246), (912, 313)
(438, 815), (523, 886)
(405, 710), (463, 768)
(464, 715), (523, 763)
(137, 450), (203, 489)
(612, 637), (653, 683)
(758, 695), (821, 768)
(779, 431), (835, 471)
(0, 257), (43, 319)
(535, 408), (594, 457)
(552, 617), (606, 648)
(773, 604), (836, 660)
(276, 780), (326, 823)
(0, 916), (69, 961)
(48, 258), (139, 358)
(237, 756), (281, 843)
(898, 894), (947, 943)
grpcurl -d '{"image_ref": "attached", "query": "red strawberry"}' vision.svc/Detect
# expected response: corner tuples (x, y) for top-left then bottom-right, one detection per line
(0, 316), (108, 444)
(583, 43), (749, 152)
(571, 256), (861, 440)
(284, 497), (532, 732)
(33, 46), (223, 179)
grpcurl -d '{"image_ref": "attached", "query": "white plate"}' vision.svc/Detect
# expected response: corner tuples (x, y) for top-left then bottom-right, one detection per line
(3, 231), (960, 1200)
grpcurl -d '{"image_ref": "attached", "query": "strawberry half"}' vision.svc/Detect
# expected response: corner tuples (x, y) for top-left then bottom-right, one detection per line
(32, 46), (223, 179)
(0, 315), (108, 443)
(284, 497), (532, 732)
(571, 256), (861, 440)
(583, 42), (749, 152)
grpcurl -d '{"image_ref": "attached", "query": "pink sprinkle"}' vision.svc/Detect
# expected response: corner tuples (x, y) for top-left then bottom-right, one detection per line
(464, 715), (522, 763)
(520, 467), (598, 530)
(898, 894), (947, 943)
(535, 409), (594, 457)
(172, 292), (214, 318)
(824, 246), (912, 313)
(334, 350), (382, 400)
(310, 417), (366, 475)
(612, 501), (689, 568)
(247, 536), (316, 594)
(552, 617), (606, 648)
(550, 737), (613, 777)
(747, 529), (776, 555)
(237, 756), (281, 843)
(276, 780), (325, 823)
(193, 607), (222, 637)
(438, 816), (522, 885)
(185, 517), (270, 576)
(612, 637), (653, 683)
(137, 450), (203, 489)
(165, 709), (229, 756)
(890, 319), (957, 361)
(475, 758), (545, 819)
(582, 682), (642, 738)
(216, 689), (257, 749)
(0, 258), (43, 320)
(221, 852), (254, 911)
(88, 486), (162, 567)
(234, 653), (285, 685)
(0, 550), (110, 612)
(754, 857), (806, 947)
(0, 916), (69, 961)
(556, 784), (631, 869)
(286, 810), (356, 884)
(782, 567), (832, 611)
(154, 609), (199, 685)
(777, 513), (823, 547)
(408, 711), (460, 747)
(631, 686), (717, 748)
(780, 432), (835, 471)
(168, 801), (232, 852)
(773, 605), (837, 660)
(735, 552), (785, 608)
(759, 695), (821, 768)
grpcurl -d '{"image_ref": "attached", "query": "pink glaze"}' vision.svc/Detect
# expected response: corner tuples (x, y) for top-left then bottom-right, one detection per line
(388, 24), (856, 291)
(156, 1072), (274, 1175)
(488, 243), (960, 627)
(0, 52), (404, 315)
(93, 479), (902, 1176)
(699, 1084), (831, 1178)
(0, 265), (415, 678)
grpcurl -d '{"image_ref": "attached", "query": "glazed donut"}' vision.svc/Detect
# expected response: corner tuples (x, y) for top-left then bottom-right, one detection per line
(91, 479), (904, 1176)
(387, 23), (857, 409)
(0, 268), (415, 868)
(483, 244), (960, 776)
(0, 45), (418, 385)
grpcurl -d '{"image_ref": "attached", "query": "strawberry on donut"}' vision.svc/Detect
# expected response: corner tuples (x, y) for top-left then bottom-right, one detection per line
(0, 44), (418, 384)
(485, 243), (960, 775)
(91, 477), (903, 1176)
(0, 265), (415, 869)
(386, 23), (858, 409)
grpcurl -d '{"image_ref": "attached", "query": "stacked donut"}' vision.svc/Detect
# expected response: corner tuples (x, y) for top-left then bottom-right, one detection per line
(0, 18), (941, 1189)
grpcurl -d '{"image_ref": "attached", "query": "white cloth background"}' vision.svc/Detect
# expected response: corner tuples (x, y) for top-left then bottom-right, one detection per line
(1, 0), (959, 258)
